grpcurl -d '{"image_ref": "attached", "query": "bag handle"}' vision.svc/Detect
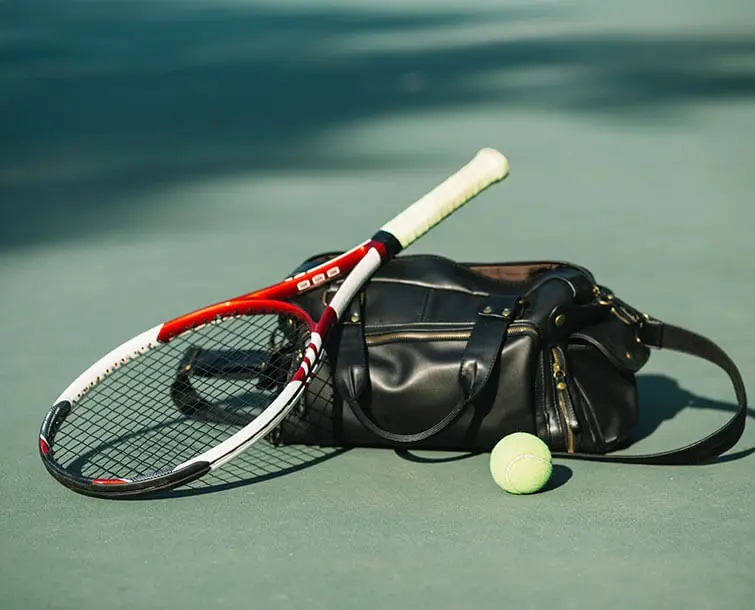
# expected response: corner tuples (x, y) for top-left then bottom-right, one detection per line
(334, 296), (519, 444)
(555, 318), (748, 464)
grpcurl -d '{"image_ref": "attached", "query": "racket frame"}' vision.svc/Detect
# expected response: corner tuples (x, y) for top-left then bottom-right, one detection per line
(39, 148), (510, 498)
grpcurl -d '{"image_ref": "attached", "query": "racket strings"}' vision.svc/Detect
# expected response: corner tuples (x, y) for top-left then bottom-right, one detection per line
(178, 359), (344, 491)
(51, 312), (312, 480)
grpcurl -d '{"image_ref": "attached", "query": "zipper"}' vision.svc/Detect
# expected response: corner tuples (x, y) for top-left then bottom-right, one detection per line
(550, 346), (580, 453)
(364, 324), (538, 347)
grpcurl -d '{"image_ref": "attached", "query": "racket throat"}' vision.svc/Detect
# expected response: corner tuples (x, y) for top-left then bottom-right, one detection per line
(370, 230), (403, 259)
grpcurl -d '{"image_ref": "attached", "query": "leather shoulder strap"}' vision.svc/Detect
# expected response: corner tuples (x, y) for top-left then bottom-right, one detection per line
(555, 318), (748, 464)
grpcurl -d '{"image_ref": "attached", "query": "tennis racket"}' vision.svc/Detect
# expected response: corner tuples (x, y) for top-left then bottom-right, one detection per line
(39, 148), (510, 498)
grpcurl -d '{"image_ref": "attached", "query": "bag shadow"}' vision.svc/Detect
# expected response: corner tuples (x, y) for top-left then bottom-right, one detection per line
(633, 374), (755, 462)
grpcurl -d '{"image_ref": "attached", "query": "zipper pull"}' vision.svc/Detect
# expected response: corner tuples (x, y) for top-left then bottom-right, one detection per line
(553, 368), (568, 392)
(551, 349), (580, 432)
(551, 351), (567, 390)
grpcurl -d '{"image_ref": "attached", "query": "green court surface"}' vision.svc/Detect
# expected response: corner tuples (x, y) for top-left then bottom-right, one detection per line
(2, 1), (754, 609)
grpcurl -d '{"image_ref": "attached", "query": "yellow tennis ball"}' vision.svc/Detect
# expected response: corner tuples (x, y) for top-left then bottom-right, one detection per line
(489, 432), (552, 494)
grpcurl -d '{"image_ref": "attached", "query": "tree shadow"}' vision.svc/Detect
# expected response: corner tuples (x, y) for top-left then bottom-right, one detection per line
(2, 2), (755, 250)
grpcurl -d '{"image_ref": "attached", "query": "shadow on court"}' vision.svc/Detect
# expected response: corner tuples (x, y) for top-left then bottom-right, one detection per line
(634, 374), (755, 463)
(131, 373), (751, 500)
(3, 2), (755, 250)
(123, 443), (352, 501)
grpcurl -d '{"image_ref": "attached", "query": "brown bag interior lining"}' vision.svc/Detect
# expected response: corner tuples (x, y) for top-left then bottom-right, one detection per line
(466, 262), (565, 283)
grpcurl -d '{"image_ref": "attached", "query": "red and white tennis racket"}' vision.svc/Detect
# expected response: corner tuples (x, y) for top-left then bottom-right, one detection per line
(39, 148), (510, 498)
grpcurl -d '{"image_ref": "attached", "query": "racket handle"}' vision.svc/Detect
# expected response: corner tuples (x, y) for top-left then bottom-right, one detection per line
(380, 148), (510, 249)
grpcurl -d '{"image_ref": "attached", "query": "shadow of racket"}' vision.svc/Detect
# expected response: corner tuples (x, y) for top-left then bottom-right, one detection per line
(57, 346), (349, 500)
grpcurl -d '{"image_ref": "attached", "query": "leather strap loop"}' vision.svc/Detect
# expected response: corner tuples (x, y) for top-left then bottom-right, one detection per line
(459, 296), (518, 401)
(332, 297), (369, 404)
(555, 319), (748, 464)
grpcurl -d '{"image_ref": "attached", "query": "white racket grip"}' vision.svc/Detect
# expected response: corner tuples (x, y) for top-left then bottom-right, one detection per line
(380, 148), (510, 248)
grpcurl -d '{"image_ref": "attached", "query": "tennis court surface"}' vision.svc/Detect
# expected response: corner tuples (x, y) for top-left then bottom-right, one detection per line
(2, 1), (754, 609)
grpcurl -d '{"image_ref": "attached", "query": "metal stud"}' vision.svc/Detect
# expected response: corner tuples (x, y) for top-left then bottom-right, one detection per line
(350, 312), (361, 323)
(555, 314), (567, 327)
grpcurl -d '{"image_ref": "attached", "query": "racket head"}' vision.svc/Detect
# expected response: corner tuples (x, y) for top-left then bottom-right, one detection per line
(39, 299), (316, 498)
(39, 148), (511, 498)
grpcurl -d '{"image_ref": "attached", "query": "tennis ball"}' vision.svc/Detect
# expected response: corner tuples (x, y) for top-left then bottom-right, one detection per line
(489, 432), (552, 495)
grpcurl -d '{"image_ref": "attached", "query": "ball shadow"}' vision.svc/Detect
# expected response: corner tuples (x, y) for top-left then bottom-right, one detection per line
(541, 464), (573, 492)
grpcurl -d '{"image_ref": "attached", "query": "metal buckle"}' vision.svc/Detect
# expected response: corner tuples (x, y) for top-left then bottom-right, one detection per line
(593, 285), (650, 327)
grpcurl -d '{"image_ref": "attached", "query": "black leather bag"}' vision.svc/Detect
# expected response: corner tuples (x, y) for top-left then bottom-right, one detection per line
(270, 252), (747, 464)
